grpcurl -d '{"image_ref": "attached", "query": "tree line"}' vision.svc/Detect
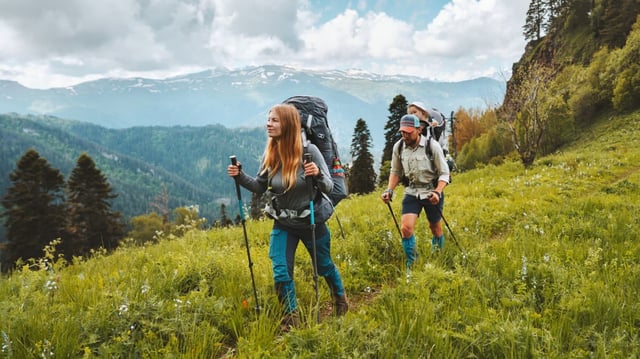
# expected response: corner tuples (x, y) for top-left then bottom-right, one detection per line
(1, 149), (124, 271)
(0, 147), (247, 271)
(0, 115), (268, 228)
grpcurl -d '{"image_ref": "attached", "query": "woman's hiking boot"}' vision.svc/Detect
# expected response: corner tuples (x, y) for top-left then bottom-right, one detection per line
(280, 311), (300, 332)
(334, 293), (349, 316)
(325, 279), (348, 316)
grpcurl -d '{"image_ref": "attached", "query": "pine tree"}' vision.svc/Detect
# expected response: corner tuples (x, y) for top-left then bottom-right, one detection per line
(219, 203), (233, 227)
(249, 192), (268, 220)
(545, 0), (568, 25)
(66, 153), (124, 256)
(1, 149), (67, 270)
(523, 0), (546, 42)
(349, 119), (376, 194)
(379, 94), (408, 184)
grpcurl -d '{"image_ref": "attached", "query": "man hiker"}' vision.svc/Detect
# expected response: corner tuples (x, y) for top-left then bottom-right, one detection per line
(381, 114), (450, 272)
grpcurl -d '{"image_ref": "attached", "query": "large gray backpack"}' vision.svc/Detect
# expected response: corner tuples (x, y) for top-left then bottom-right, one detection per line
(282, 96), (348, 206)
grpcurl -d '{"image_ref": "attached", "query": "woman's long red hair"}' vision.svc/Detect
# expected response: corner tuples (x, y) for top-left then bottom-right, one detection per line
(260, 104), (302, 191)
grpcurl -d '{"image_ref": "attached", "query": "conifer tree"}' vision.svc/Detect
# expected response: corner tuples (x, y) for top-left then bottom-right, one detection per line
(219, 203), (233, 227)
(523, 0), (545, 42)
(249, 192), (268, 220)
(544, 0), (566, 33)
(66, 153), (124, 256)
(1, 149), (67, 270)
(379, 94), (408, 184)
(349, 118), (376, 194)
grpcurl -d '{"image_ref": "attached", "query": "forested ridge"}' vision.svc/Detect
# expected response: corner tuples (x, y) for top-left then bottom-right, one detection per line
(0, 114), (266, 237)
(505, 0), (640, 117)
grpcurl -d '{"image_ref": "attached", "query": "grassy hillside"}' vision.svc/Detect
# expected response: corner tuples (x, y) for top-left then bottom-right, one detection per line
(0, 111), (638, 357)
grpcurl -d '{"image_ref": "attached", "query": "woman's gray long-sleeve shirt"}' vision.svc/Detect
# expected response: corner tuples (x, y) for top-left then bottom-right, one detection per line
(236, 144), (333, 226)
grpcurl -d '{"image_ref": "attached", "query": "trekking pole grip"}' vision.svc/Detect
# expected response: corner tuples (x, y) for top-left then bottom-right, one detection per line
(303, 153), (312, 168)
(303, 153), (313, 198)
(230, 156), (242, 199)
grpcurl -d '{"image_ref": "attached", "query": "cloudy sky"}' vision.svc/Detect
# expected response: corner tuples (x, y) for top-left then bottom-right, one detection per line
(0, 0), (530, 89)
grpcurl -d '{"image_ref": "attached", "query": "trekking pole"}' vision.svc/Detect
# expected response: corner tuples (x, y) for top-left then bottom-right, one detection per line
(335, 213), (346, 239)
(427, 192), (465, 253)
(304, 153), (320, 324)
(230, 156), (260, 313)
(386, 201), (403, 240)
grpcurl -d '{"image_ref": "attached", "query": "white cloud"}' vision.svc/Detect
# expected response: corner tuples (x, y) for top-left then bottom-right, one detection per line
(293, 9), (415, 71)
(0, 0), (529, 88)
(416, 0), (527, 58)
(408, 0), (529, 79)
(205, 0), (300, 66)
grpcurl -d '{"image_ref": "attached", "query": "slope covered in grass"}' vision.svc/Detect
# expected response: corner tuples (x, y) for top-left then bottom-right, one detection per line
(1, 111), (639, 358)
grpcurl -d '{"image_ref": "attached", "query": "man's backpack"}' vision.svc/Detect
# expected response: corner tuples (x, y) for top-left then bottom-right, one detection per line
(282, 96), (347, 206)
(425, 108), (446, 142)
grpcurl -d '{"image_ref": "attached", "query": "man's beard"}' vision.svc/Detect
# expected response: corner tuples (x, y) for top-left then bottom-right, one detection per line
(403, 136), (418, 147)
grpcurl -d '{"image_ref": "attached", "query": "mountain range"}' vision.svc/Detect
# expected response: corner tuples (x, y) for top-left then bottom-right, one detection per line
(0, 65), (506, 154)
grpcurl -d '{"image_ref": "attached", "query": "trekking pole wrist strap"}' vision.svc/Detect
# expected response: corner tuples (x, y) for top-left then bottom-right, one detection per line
(385, 188), (394, 197)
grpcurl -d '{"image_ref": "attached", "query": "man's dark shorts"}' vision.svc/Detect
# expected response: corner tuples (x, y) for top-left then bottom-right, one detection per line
(401, 192), (445, 224)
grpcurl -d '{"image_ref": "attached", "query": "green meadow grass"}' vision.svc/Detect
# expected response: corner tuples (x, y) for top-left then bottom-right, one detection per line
(1, 111), (639, 358)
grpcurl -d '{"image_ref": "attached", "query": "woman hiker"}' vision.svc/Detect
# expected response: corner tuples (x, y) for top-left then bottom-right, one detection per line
(227, 103), (348, 330)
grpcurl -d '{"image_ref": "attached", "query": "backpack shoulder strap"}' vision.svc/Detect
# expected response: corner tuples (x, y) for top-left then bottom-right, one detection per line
(301, 127), (310, 151)
(396, 137), (433, 163)
(394, 139), (404, 162)
(303, 114), (313, 137)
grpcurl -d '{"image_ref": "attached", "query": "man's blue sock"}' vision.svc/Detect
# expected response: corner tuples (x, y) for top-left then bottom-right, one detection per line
(402, 235), (416, 267)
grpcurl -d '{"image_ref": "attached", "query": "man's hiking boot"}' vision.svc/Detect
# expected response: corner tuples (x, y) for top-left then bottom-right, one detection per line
(280, 311), (300, 332)
(334, 294), (349, 316)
